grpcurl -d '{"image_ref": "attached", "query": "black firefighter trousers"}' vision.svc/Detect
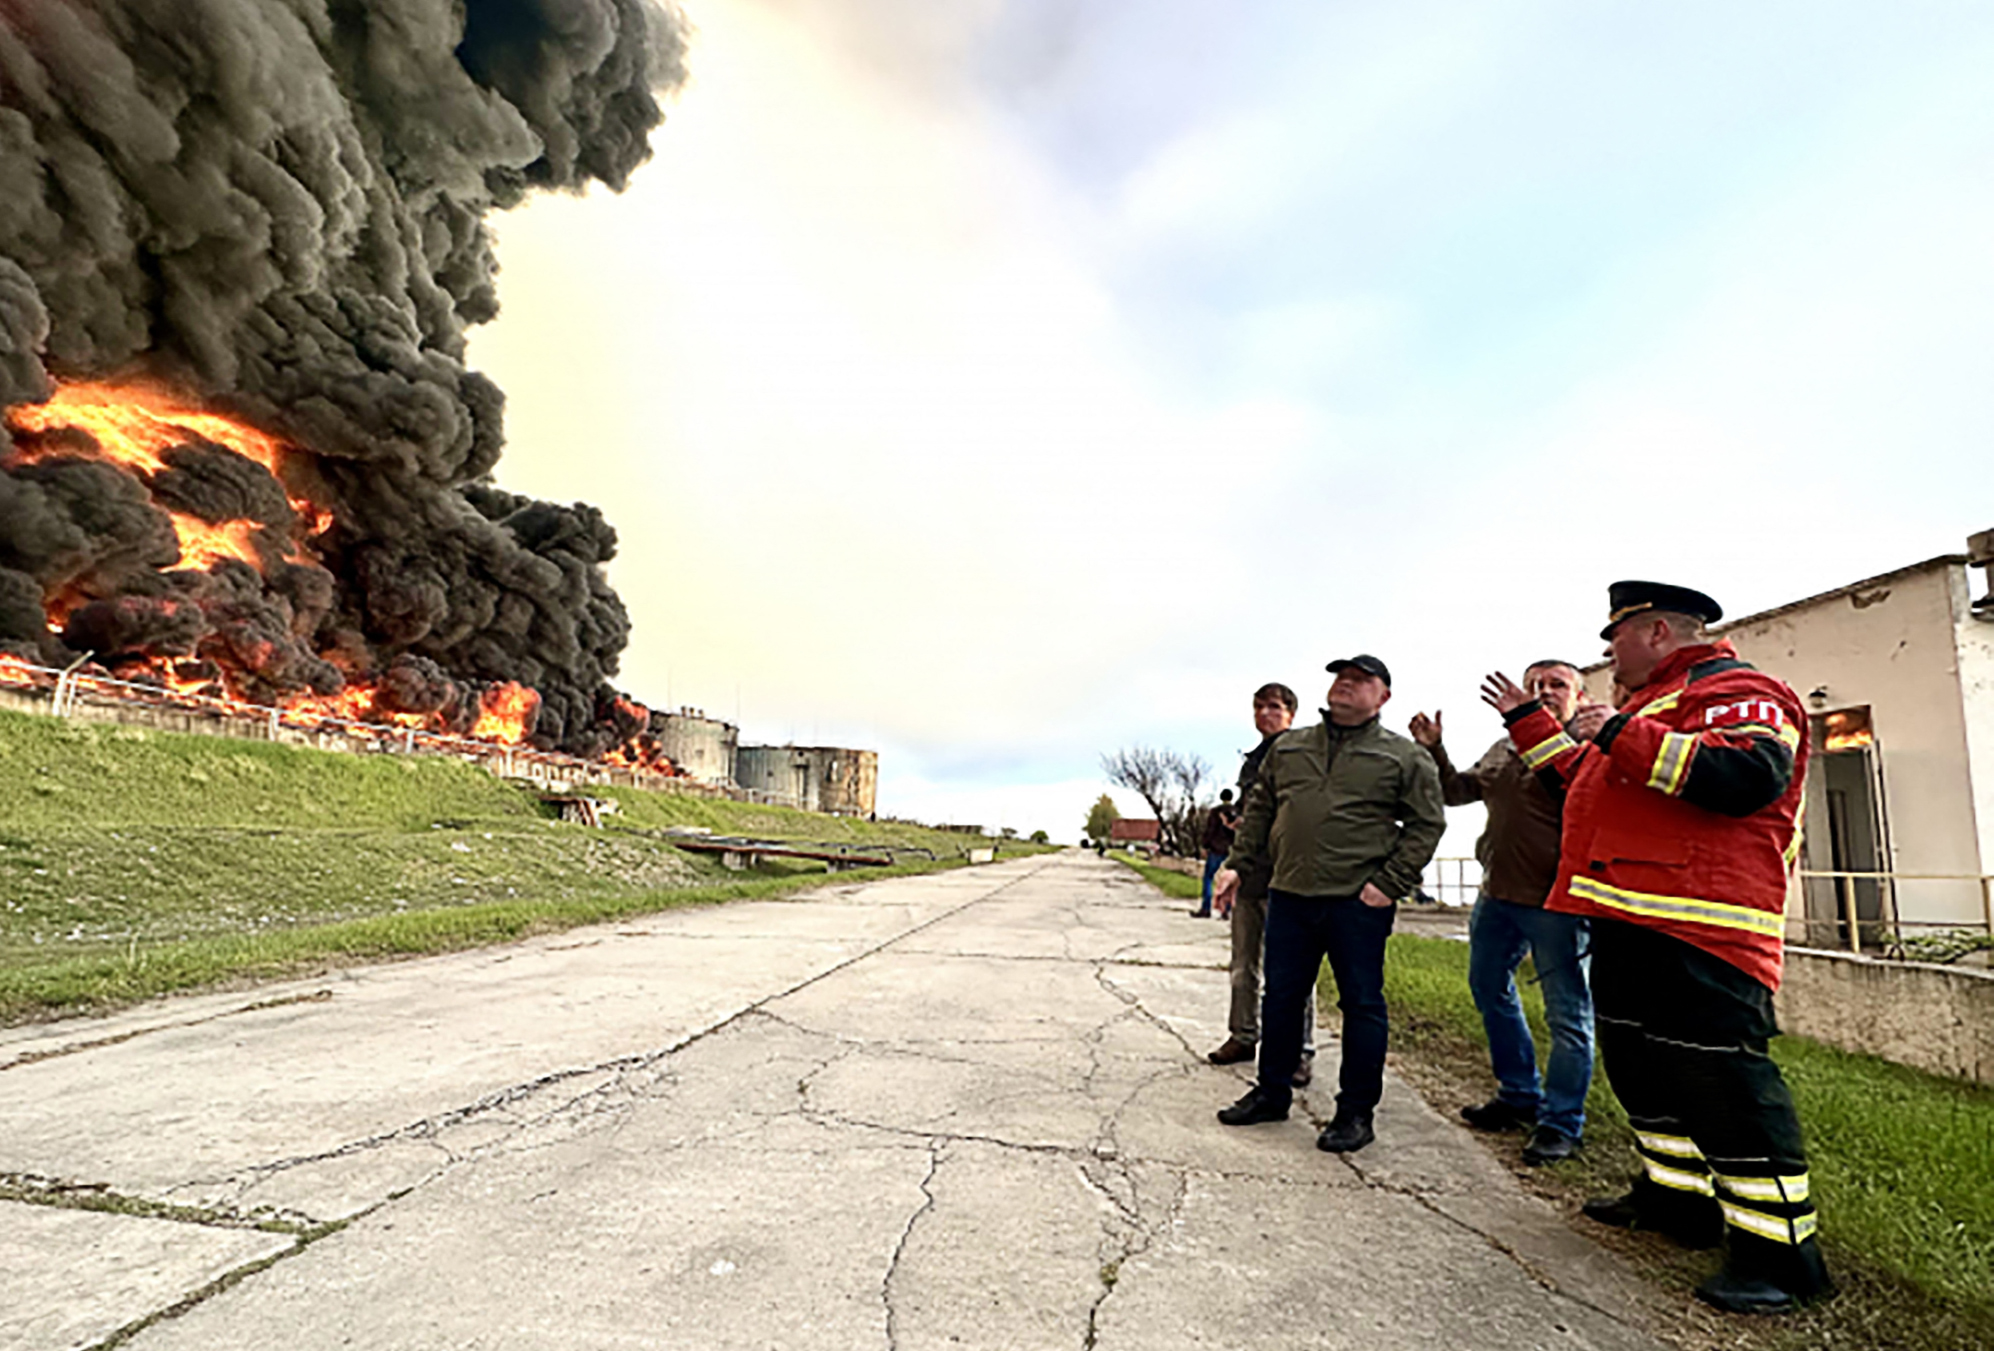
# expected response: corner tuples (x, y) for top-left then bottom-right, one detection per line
(1591, 917), (1830, 1296)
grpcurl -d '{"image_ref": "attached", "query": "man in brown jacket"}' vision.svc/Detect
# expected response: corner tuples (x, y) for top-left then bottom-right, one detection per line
(1409, 660), (1597, 1165)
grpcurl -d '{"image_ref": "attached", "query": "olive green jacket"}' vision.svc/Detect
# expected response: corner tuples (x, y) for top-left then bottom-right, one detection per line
(1225, 715), (1446, 901)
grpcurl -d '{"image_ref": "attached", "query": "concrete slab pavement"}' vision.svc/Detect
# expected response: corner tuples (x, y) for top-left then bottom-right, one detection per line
(0, 850), (1675, 1350)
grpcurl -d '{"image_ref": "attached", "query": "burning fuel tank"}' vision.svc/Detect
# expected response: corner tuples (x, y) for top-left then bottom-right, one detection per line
(0, 1), (690, 761)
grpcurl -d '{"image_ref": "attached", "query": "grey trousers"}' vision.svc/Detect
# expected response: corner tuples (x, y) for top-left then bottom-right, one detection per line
(1229, 888), (1316, 1053)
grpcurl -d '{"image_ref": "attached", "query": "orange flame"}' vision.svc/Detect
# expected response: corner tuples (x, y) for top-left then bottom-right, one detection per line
(470, 682), (539, 744)
(168, 515), (263, 571)
(3, 381), (326, 565)
(6, 380), (288, 477)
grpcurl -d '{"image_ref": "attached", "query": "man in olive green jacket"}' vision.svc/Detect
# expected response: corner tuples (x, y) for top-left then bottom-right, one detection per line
(1211, 654), (1447, 1153)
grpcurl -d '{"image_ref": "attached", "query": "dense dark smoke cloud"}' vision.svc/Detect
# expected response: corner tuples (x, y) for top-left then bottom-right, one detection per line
(0, 0), (687, 753)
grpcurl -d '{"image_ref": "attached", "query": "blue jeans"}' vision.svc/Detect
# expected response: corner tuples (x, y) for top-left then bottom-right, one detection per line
(1467, 894), (1594, 1138)
(1257, 889), (1395, 1116)
(1197, 852), (1226, 914)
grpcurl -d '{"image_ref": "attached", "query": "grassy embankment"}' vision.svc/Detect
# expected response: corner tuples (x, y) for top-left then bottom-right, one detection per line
(1114, 853), (1994, 1351)
(0, 708), (1014, 1023)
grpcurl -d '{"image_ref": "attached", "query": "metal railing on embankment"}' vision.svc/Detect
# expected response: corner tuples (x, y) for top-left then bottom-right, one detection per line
(1792, 869), (1994, 956)
(1423, 858), (1993, 959)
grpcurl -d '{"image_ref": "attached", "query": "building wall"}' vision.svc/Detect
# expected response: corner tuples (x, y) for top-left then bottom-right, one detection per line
(1951, 568), (1994, 909)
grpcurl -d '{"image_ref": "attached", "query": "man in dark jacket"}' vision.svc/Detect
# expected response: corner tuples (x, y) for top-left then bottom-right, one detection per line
(1192, 788), (1237, 917)
(1212, 655), (1447, 1152)
(1410, 660), (1596, 1166)
(1205, 683), (1315, 1084)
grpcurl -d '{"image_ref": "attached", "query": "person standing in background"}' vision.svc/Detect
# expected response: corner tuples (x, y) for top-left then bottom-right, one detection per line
(1192, 787), (1238, 917)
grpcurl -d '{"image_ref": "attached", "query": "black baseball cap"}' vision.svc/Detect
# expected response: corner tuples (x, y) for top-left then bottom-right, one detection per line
(1600, 581), (1723, 640)
(1325, 654), (1391, 688)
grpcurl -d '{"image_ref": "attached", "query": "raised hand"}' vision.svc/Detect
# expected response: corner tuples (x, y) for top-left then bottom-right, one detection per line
(1408, 710), (1443, 748)
(1479, 671), (1532, 714)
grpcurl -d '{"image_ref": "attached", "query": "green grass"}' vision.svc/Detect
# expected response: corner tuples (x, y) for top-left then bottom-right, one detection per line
(0, 710), (535, 831)
(1379, 932), (1994, 1348)
(0, 706), (1014, 1023)
(1113, 853), (1203, 900)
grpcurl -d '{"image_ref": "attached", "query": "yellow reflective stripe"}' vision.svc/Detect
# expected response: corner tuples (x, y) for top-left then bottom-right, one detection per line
(1714, 1172), (1811, 1204)
(1645, 1158), (1716, 1195)
(1646, 731), (1698, 795)
(1569, 877), (1787, 939)
(1521, 731), (1579, 770)
(1720, 1201), (1819, 1245)
(1636, 1131), (1704, 1161)
(1784, 799), (1807, 868)
(1639, 691), (1682, 716)
(1722, 721), (1802, 750)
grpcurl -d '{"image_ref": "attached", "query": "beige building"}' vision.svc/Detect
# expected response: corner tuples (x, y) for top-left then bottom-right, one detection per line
(1584, 530), (1994, 947)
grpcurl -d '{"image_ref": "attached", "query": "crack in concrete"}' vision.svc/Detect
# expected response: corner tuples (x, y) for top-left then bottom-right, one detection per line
(1091, 961), (1203, 1062)
(880, 1140), (942, 1351)
(0, 1172), (310, 1235)
(0, 990), (337, 1074)
(148, 860), (1062, 1218)
(1333, 1144), (1653, 1337)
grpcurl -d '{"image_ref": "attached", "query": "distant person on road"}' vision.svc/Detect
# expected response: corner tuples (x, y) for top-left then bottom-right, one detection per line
(1410, 661), (1597, 1167)
(1191, 788), (1238, 917)
(1204, 683), (1316, 1086)
(1490, 581), (1831, 1314)
(1212, 656), (1446, 1154)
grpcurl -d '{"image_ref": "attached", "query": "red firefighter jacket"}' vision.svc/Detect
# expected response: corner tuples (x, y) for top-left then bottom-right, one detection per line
(1503, 640), (1807, 990)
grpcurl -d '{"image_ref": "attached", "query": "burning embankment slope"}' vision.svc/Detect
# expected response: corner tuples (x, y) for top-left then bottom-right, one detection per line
(0, 0), (686, 758)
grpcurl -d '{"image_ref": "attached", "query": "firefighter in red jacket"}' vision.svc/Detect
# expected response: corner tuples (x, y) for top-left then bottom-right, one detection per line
(1485, 580), (1832, 1315)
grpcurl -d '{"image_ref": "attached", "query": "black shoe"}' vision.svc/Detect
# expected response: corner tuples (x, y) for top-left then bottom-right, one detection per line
(1316, 1112), (1375, 1153)
(1459, 1098), (1536, 1133)
(1580, 1188), (1724, 1250)
(1695, 1268), (1835, 1315)
(1521, 1126), (1578, 1166)
(1291, 1056), (1314, 1089)
(1206, 1037), (1256, 1066)
(1189, 908), (1211, 917)
(1217, 1086), (1289, 1126)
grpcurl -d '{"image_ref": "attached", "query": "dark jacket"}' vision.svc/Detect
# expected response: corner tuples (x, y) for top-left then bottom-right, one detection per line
(1228, 734), (1281, 901)
(1226, 715), (1447, 901)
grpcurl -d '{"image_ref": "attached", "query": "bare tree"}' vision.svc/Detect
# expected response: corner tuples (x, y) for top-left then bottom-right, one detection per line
(1101, 746), (1214, 857)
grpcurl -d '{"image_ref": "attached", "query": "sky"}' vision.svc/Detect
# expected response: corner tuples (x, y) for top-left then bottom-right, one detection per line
(467, 0), (1994, 847)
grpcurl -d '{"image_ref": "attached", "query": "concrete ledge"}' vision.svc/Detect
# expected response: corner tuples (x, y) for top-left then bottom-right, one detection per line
(1778, 947), (1994, 1084)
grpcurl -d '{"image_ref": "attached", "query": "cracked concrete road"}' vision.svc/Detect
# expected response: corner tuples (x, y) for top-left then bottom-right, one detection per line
(0, 850), (1675, 1351)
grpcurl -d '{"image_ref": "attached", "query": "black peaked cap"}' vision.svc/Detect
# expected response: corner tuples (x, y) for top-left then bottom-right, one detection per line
(1601, 581), (1723, 639)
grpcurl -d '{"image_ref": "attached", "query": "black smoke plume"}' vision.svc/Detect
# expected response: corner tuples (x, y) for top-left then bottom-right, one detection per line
(0, 0), (688, 755)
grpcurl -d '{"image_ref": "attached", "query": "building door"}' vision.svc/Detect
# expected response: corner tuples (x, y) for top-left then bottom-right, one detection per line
(1804, 707), (1894, 947)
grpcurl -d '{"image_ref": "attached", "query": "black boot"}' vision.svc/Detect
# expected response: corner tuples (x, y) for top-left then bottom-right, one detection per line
(1696, 1235), (1835, 1314)
(1580, 1177), (1723, 1249)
